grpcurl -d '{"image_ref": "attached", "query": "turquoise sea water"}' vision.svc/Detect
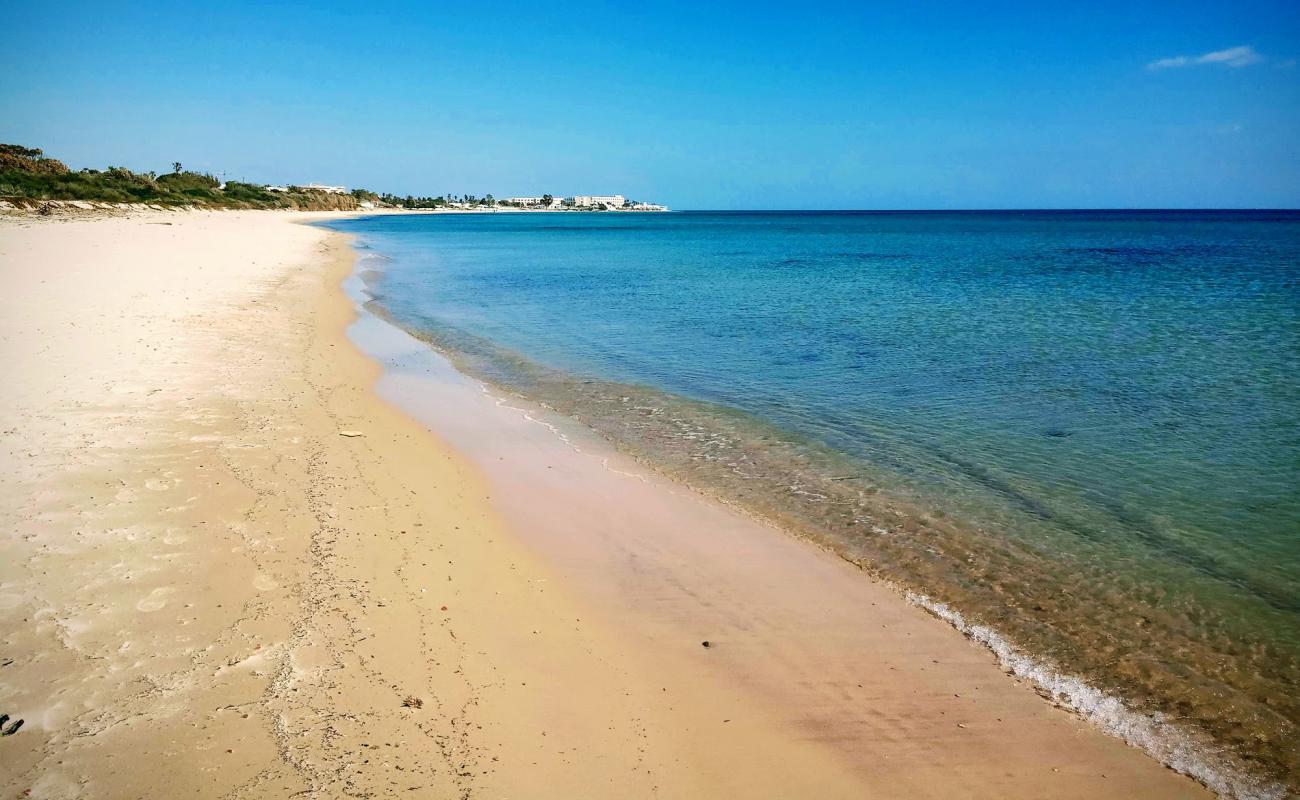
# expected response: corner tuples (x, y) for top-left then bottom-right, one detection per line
(326, 210), (1300, 789)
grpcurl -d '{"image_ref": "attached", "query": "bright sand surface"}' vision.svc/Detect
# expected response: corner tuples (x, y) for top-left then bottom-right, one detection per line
(0, 211), (1209, 798)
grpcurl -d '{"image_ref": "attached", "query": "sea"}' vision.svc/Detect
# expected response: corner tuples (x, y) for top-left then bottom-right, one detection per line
(323, 210), (1300, 792)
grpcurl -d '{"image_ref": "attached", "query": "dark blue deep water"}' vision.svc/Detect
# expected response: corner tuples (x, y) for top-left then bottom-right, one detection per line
(326, 210), (1300, 787)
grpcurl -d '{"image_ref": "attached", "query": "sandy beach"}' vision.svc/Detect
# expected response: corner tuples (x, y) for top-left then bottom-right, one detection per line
(0, 210), (1211, 798)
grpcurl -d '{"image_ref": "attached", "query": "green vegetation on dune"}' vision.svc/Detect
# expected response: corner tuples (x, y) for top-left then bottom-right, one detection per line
(0, 144), (363, 211)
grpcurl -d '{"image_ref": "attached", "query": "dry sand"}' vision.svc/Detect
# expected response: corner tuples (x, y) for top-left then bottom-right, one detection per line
(0, 210), (1208, 798)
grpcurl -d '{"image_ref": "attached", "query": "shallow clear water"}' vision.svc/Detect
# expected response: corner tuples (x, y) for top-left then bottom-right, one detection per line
(326, 210), (1300, 788)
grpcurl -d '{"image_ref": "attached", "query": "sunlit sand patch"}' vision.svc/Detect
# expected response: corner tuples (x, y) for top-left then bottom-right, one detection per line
(29, 772), (82, 800)
(0, 592), (28, 611)
(55, 614), (96, 648)
(38, 701), (74, 731)
(161, 529), (189, 545)
(109, 383), (150, 396)
(135, 587), (173, 612)
(150, 550), (189, 563)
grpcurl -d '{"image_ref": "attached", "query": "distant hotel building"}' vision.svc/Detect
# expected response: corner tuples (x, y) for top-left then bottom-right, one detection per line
(505, 196), (562, 208)
(303, 183), (347, 194)
(489, 194), (665, 211)
(265, 184), (347, 194)
(571, 194), (626, 208)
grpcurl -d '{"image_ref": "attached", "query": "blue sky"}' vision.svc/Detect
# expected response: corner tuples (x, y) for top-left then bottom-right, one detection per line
(4, 1), (1298, 208)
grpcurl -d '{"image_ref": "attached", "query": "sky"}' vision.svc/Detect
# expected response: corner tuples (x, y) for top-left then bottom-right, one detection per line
(4, 1), (1298, 209)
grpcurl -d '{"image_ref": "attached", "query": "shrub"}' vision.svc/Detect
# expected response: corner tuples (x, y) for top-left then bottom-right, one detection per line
(0, 143), (69, 176)
(156, 170), (220, 190)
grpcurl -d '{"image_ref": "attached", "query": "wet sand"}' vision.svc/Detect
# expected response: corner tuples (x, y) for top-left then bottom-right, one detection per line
(0, 210), (1208, 798)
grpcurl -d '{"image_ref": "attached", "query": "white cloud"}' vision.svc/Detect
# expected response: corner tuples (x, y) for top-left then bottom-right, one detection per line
(1147, 45), (1263, 70)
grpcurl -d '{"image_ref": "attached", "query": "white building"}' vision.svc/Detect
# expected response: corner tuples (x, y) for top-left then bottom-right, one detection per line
(506, 196), (564, 208)
(571, 194), (626, 208)
(303, 183), (348, 194)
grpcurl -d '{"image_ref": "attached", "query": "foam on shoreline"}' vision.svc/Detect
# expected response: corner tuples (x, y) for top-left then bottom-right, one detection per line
(905, 592), (1285, 800)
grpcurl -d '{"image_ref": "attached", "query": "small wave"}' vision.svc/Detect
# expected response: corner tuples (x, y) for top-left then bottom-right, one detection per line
(1064, 245), (1167, 258)
(774, 252), (909, 267)
(905, 592), (1285, 800)
(832, 251), (911, 260)
(525, 224), (663, 233)
(1060, 243), (1238, 260)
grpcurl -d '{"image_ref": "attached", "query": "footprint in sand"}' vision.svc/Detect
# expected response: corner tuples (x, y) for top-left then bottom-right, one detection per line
(136, 587), (173, 612)
(253, 574), (279, 591)
(144, 478), (171, 491)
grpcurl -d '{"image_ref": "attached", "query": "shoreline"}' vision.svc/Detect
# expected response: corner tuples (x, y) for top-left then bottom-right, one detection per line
(1, 210), (1215, 797)
(338, 223), (1234, 796)
(339, 214), (1290, 799)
